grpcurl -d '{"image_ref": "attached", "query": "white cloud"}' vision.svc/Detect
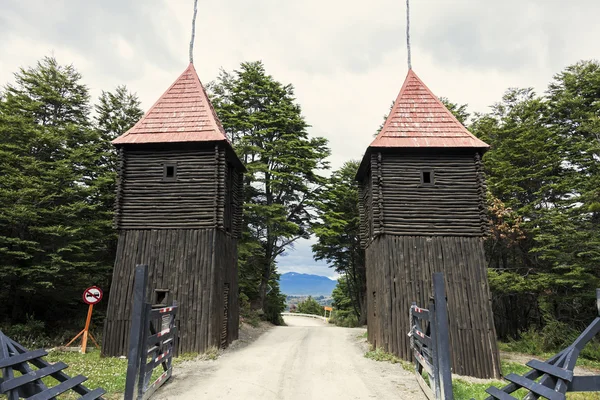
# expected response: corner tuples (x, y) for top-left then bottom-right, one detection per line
(1, 0), (599, 276)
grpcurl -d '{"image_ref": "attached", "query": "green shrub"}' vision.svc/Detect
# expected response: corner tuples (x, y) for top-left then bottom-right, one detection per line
(296, 296), (323, 316)
(0, 316), (53, 348)
(329, 312), (360, 328)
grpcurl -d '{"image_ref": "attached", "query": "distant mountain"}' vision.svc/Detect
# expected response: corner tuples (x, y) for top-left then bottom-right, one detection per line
(280, 272), (337, 296)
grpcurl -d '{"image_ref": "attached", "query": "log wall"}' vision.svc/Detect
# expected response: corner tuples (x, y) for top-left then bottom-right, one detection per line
(359, 151), (488, 244)
(360, 149), (500, 379)
(366, 235), (501, 378)
(102, 228), (238, 356)
(115, 144), (243, 237)
(104, 142), (243, 356)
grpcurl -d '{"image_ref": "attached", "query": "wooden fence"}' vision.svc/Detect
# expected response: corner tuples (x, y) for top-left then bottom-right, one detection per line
(409, 272), (453, 400)
(0, 331), (105, 400)
(482, 288), (600, 400)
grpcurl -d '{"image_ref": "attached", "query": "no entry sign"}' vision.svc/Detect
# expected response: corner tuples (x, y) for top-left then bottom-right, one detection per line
(83, 286), (103, 305)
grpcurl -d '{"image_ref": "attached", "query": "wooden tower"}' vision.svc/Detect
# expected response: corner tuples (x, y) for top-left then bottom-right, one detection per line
(102, 63), (245, 356)
(356, 69), (501, 378)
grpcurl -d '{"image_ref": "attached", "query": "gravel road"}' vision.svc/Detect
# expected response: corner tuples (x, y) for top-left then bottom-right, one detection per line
(155, 315), (424, 400)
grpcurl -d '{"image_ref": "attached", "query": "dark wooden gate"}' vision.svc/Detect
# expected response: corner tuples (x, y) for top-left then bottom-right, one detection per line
(483, 288), (600, 400)
(124, 265), (178, 400)
(409, 273), (453, 400)
(0, 331), (105, 400)
(221, 283), (229, 349)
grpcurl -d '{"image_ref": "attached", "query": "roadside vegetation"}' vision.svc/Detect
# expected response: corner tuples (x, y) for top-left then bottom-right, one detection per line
(365, 343), (600, 399)
(25, 349), (211, 399)
(295, 296), (324, 316)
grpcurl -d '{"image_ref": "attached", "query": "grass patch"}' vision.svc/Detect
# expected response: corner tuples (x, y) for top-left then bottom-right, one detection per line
(7, 347), (218, 399)
(365, 346), (402, 364)
(199, 346), (220, 361)
(356, 331), (368, 339)
(45, 349), (127, 396)
(453, 360), (600, 399)
(364, 345), (600, 399)
(364, 346), (413, 371)
(499, 339), (600, 373)
(174, 352), (200, 364)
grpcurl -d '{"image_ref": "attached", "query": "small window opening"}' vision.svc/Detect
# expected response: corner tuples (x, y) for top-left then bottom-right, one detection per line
(421, 170), (434, 186)
(154, 289), (169, 305)
(163, 163), (177, 181)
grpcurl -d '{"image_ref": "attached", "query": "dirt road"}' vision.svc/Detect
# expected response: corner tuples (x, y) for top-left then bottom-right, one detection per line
(156, 315), (424, 400)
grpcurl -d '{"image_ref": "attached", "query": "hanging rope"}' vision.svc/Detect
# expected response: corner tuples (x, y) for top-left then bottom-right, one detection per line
(406, 0), (412, 70)
(189, 0), (199, 64)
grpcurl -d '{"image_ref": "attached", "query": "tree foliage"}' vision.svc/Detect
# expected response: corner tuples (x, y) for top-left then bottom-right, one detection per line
(470, 61), (600, 336)
(296, 296), (323, 316)
(330, 276), (360, 327)
(0, 58), (108, 327)
(312, 160), (366, 323)
(0, 58), (143, 334)
(208, 61), (330, 318)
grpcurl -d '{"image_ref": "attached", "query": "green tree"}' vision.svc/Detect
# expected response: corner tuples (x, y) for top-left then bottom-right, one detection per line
(439, 97), (470, 125)
(0, 57), (113, 326)
(470, 65), (600, 335)
(542, 60), (600, 323)
(209, 61), (331, 315)
(312, 160), (366, 323)
(91, 86), (144, 294)
(95, 86), (144, 142)
(296, 296), (323, 316)
(330, 276), (360, 327)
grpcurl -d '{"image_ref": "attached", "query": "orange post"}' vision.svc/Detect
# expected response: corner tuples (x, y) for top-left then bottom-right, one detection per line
(81, 303), (93, 354)
(64, 303), (98, 354)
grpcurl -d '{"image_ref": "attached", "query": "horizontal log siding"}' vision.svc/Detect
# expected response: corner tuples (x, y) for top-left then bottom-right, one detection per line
(102, 228), (239, 356)
(219, 150), (244, 239)
(114, 147), (125, 228)
(365, 235), (501, 379)
(231, 169), (244, 238)
(117, 148), (218, 229)
(380, 153), (485, 236)
(372, 153), (384, 236)
(358, 174), (373, 248)
(474, 152), (489, 235)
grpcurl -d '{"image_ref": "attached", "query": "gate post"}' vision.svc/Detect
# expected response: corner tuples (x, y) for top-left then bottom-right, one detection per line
(124, 264), (149, 400)
(433, 272), (453, 400)
(428, 296), (441, 399)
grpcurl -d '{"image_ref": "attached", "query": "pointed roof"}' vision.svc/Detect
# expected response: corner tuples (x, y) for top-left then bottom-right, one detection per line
(369, 69), (489, 149)
(113, 63), (228, 145)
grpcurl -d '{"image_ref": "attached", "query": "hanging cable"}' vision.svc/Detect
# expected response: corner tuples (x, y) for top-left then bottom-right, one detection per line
(189, 0), (198, 64)
(406, 0), (412, 70)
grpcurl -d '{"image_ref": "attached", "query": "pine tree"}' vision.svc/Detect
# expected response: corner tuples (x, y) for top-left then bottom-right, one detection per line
(0, 57), (112, 327)
(312, 160), (366, 323)
(209, 61), (331, 314)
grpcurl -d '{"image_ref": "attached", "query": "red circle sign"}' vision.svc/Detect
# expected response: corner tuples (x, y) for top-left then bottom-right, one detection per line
(83, 286), (103, 305)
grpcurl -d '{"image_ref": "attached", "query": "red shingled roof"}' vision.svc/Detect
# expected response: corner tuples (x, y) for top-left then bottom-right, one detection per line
(113, 63), (228, 145)
(369, 69), (489, 149)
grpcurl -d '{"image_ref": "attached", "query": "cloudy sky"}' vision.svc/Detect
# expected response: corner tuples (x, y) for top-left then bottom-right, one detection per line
(2, 0), (598, 278)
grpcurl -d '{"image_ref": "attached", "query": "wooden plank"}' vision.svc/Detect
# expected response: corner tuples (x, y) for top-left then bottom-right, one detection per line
(485, 386), (518, 400)
(78, 388), (107, 400)
(27, 375), (87, 400)
(526, 359), (573, 382)
(0, 362), (68, 392)
(415, 371), (436, 400)
(0, 349), (47, 369)
(504, 373), (564, 400)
